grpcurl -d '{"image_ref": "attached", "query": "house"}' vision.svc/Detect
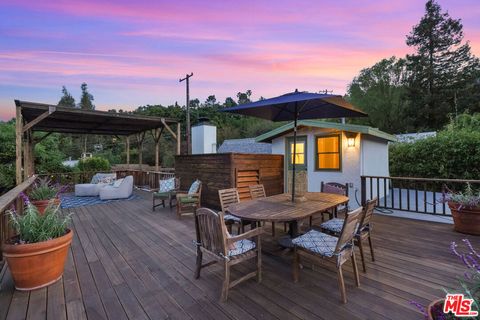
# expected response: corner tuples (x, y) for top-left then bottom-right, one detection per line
(256, 120), (397, 208)
(217, 138), (272, 154)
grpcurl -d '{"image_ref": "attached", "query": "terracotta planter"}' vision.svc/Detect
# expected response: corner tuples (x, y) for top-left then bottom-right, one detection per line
(2, 229), (73, 291)
(427, 299), (444, 320)
(448, 202), (480, 236)
(31, 197), (61, 215)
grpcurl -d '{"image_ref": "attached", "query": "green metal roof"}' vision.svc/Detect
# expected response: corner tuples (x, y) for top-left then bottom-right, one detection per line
(255, 120), (397, 142)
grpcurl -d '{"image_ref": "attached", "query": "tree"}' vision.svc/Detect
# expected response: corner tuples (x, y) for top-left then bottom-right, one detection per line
(224, 97), (237, 108)
(205, 95), (217, 107)
(347, 57), (411, 133)
(79, 82), (95, 110)
(57, 86), (76, 108)
(405, 0), (480, 129)
(236, 90), (252, 105)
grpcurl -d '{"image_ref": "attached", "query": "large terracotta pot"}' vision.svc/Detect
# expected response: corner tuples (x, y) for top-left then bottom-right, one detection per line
(2, 229), (73, 291)
(31, 197), (61, 215)
(448, 202), (480, 235)
(427, 299), (444, 320)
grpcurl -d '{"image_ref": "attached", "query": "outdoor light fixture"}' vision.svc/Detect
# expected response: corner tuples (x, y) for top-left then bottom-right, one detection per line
(345, 132), (358, 147)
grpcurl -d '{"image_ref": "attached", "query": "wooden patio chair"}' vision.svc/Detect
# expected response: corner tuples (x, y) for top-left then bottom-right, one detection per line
(249, 184), (285, 236)
(194, 207), (263, 301)
(320, 198), (377, 272)
(292, 207), (362, 304)
(176, 180), (202, 219)
(219, 188), (242, 234)
(152, 177), (180, 210)
(310, 181), (349, 226)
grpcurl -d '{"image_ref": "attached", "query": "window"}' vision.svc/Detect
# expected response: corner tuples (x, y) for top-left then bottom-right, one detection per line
(287, 136), (307, 170)
(315, 134), (341, 171)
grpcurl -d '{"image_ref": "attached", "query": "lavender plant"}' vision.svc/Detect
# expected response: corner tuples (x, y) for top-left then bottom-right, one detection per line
(6, 193), (71, 244)
(444, 183), (480, 210)
(411, 239), (479, 319)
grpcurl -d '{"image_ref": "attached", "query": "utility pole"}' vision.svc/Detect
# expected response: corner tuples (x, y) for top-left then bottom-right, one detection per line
(179, 72), (193, 154)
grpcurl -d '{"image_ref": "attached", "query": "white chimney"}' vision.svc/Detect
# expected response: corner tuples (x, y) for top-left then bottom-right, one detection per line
(192, 117), (217, 154)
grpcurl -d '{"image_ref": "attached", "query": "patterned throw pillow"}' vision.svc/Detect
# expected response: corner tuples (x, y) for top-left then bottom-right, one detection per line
(159, 178), (175, 192)
(188, 180), (200, 195)
(99, 177), (115, 184)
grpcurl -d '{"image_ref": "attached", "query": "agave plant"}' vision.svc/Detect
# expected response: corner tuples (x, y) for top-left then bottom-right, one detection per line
(6, 193), (72, 244)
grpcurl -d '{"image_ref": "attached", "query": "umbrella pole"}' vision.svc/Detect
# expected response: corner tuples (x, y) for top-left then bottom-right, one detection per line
(291, 104), (298, 202)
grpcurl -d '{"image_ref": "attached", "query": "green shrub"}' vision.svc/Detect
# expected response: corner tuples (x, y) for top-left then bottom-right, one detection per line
(390, 129), (480, 180)
(77, 157), (110, 172)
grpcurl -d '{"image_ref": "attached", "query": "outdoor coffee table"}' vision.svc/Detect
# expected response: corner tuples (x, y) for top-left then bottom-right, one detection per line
(227, 192), (349, 248)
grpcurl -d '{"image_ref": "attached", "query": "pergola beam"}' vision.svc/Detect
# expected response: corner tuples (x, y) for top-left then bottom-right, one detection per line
(22, 106), (56, 133)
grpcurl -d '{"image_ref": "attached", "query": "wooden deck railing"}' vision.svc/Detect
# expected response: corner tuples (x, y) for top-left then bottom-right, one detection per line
(38, 168), (175, 191)
(0, 175), (37, 266)
(114, 169), (175, 190)
(361, 175), (480, 215)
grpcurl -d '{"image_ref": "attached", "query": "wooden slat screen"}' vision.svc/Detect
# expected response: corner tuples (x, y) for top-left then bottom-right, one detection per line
(236, 169), (259, 201)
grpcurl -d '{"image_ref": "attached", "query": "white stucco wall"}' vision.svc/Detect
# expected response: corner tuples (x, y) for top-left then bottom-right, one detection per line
(271, 127), (390, 208)
(361, 136), (390, 201)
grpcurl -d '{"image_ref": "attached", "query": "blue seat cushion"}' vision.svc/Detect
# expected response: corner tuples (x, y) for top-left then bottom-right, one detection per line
(320, 218), (345, 234)
(228, 239), (256, 257)
(292, 230), (339, 257)
(224, 214), (242, 223)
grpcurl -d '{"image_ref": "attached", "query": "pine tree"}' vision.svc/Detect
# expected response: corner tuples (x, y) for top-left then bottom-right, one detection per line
(57, 86), (76, 108)
(79, 82), (95, 110)
(405, 0), (480, 129)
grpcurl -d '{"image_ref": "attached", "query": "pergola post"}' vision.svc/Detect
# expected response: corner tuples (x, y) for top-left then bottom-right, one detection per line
(152, 128), (164, 171)
(177, 123), (181, 155)
(136, 132), (146, 168)
(15, 106), (23, 184)
(126, 136), (130, 165)
(23, 130), (34, 178)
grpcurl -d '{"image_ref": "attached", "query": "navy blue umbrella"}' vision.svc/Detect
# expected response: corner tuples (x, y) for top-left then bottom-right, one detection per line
(222, 90), (367, 202)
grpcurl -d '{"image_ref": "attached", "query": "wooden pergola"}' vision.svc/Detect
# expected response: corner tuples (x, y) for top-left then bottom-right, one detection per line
(15, 100), (180, 184)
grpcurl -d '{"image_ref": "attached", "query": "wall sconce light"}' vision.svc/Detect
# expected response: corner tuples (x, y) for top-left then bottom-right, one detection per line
(345, 132), (358, 147)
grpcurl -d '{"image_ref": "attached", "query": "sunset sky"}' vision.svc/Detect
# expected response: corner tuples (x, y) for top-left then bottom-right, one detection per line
(0, 0), (479, 120)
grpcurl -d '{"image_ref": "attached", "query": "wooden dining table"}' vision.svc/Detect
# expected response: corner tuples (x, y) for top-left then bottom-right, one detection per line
(227, 192), (349, 247)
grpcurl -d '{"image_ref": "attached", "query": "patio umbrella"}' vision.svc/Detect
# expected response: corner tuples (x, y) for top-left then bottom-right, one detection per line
(222, 90), (367, 202)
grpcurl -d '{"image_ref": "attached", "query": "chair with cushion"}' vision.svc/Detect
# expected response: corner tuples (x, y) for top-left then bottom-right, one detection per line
(176, 180), (202, 219)
(74, 172), (117, 197)
(194, 207), (263, 301)
(152, 177), (180, 210)
(219, 188), (243, 234)
(99, 175), (134, 200)
(310, 182), (349, 227)
(320, 198), (377, 272)
(292, 207), (362, 304)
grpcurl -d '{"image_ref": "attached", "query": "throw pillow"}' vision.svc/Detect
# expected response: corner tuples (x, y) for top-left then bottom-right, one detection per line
(113, 178), (124, 188)
(159, 178), (175, 192)
(188, 180), (200, 195)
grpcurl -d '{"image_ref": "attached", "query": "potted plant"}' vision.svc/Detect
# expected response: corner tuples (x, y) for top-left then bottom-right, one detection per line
(444, 183), (480, 235)
(29, 177), (64, 214)
(411, 239), (479, 319)
(3, 193), (73, 291)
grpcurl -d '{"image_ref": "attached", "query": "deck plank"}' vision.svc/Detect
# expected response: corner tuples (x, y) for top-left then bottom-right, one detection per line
(0, 190), (478, 320)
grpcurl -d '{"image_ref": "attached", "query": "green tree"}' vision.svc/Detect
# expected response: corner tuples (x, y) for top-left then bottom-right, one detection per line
(347, 57), (411, 133)
(405, 0), (480, 129)
(236, 90), (252, 105)
(57, 86), (76, 108)
(79, 82), (95, 110)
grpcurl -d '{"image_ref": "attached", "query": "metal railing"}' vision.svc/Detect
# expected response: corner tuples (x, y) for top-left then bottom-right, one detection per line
(0, 175), (37, 266)
(361, 175), (480, 216)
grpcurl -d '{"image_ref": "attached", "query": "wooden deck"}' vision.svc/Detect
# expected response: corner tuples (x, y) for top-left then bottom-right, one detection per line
(0, 191), (476, 320)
